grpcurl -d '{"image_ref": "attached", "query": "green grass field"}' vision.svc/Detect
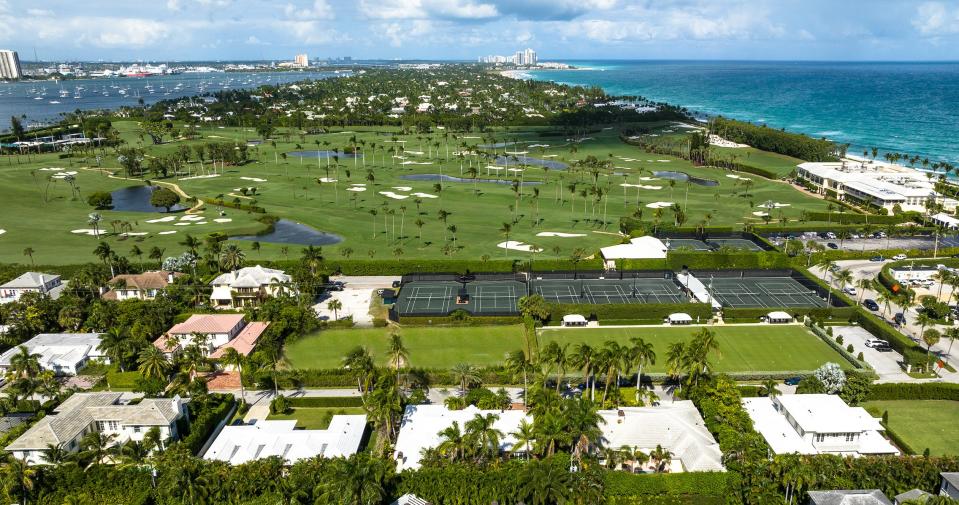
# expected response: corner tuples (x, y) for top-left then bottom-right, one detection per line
(266, 407), (366, 429)
(284, 324), (850, 373)
(864, 400), (959, 456)
(0, 120), (831, 265)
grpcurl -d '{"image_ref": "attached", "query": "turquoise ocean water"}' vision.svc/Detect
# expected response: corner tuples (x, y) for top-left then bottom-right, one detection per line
(527, 61), (959, 164)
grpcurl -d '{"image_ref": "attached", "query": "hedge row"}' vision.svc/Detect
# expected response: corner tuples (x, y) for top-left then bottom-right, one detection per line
(397, 315), (523, 326)
(202, 197), (267, 213)
(181, 394), (235, 455)
(288, 396), (364, 408)
(271, 367), (516, 388)
(722, 306), (856, 322)
(604, 471), (729, 498)
(546, 301), (712, 322)
(807, 323), (867, 370)
(866, 382), (959, 401)
(304, 258), (605, 276)
(801, 212), (918, 225)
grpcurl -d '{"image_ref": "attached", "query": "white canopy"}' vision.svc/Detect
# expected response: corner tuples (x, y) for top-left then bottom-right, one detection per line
(668, 313), (693, 323)
(767, 311), (792, 322)
(562, 314), (587, 324)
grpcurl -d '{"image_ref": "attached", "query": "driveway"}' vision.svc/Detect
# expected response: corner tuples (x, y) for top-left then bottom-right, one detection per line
(313, 275), (400, 327)
(832, 326), (911, 381)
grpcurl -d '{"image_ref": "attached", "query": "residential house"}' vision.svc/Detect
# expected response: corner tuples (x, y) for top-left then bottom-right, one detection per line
(102, 270), (183, 301)
(203, 416), (367, 465)
(743, 394), (898, 456)
(807, 490), (893, 505)
(5, 392), (187, 465)
(1, 272), (67, 303)
(154, 313), (269, 358)
(941, 472), (959, 499)
(0, 333), (106, 376)
(209, 265), (292, 308)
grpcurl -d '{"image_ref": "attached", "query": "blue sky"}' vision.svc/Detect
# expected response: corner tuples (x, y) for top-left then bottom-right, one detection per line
(1, 0), (958, 61)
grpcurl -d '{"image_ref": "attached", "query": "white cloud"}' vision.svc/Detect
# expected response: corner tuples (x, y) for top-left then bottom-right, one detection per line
(912, 2), (959, 36)
(380, 19), (434, 46)
(283, 0), (334, 20)
(166, 0), (181, 11)
(360, 0), (498, 20)
(245, 35), (268, 45)
(26, 8), (52, 16)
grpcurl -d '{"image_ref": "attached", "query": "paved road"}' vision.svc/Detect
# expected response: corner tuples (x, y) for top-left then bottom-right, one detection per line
(769, 235), (959, 252)
(811, 259), (959, 382)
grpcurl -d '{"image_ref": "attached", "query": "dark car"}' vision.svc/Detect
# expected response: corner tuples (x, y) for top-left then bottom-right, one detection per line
(870, 255), (884, 262)
(784, 376), (802, 386)
(827, 242), (839, 249)
(863, 299), (880, 311)
(894, 313), (906, 325)
(874, 344), (894, 352)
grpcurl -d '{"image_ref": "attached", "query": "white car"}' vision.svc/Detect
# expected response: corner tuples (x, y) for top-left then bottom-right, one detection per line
(843, 286), (857, 296)
(892, 254), (907, 260)
(864, 338), (887, 348)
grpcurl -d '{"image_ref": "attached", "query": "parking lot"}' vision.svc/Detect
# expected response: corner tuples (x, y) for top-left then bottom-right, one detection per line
(832, 326), (910, 382)
(313, 275), (399, 327)
(767, 234), (959, 252)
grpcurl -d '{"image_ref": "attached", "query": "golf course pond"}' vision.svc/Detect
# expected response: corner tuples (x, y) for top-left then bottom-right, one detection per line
(232, 219), (343, 246)
(110, 186), (187, 213)
(652, 171), (720, 187)
(400, 174), (542, 186)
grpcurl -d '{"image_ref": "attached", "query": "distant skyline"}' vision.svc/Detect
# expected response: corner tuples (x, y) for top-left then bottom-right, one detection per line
(1, 0), (958, 62)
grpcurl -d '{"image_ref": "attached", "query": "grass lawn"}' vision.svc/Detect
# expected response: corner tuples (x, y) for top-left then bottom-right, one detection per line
(863, 400), (959, 456)
(0, 120), (831, 265)
(266, 407), (366, 429)
(284, 324), (850, 373)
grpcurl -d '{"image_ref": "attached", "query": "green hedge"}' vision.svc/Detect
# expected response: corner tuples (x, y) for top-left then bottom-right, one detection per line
(287, 396), (363, 408)
(285, 257), (606, 276)
(666, 251), (792, 270)
(274, 367), (516, 388)
(604, 471), (729, 499)
(867, 383), (959, 401)
(397, 315), (523, 326)
(547, 301), (712, 322)
(723, 306), (855, 322)
(181, 393), (235, 455)
(801, 212), (918, 225)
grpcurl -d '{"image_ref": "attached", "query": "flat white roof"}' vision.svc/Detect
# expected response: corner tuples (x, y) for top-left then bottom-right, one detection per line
(932, 212), (959, 226)
(668, 313), (692, 322)
(600, 236), (667, 260)
(203, 416), (367, 465)
(776, 394), (884, 433)
(0, 333), (104, 370)
(562, 314), (587, 323)
(768, 311), (792, 320)
(742, 397), (817, 454)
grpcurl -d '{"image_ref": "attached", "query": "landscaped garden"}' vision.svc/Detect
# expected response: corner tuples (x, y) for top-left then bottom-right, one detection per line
(864, 399), (959, 456)
(266, 406), (366, 429)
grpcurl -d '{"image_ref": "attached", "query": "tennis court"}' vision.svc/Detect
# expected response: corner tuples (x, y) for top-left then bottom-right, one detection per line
(531, 277), (686, 305)
(707, 238), (763, 251)
(396, 280), (527, 316)
(705, 276), (827, 308)
(666, 238), (711, 251)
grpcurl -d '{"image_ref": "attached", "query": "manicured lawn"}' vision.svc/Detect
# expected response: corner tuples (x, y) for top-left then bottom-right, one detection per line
(863, 400), (959, 456)
(284, 324), (850, 373)
(266, 407), (366, 429)
(0, 120), (831, 265)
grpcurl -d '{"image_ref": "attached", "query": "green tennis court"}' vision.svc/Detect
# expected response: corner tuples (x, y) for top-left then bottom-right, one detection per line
(707, 238), (763, 251)
(395, 280), (527, 316)
(531, 277), (686, 305)
(705, 275), (827, 308)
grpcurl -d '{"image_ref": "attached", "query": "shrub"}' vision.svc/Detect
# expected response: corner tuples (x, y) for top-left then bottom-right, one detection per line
(87, 191), (113, 209)
(181, 393), (234, 455)
(287, 396), (363, 408)
(846, 344), (854, 353)
(269, 394), (291, 415)
(836, 335), (843, 345)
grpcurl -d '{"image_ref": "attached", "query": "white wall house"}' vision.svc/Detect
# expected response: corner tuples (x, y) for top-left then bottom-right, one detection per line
(204, 416), (367, 465)
(210, 265), (292, 309)
(797, 161), (957, 213)
(6, 392), (187, 465)
(742, 394), (898, 456)
(1, 272), (67, 304)
(0, 333), (106, 376)
(103, 271), (183, 301)
(153, 314), (269, 358)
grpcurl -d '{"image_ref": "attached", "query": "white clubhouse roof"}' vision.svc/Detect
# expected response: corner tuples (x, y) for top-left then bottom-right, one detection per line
(393, 405), (530, 471)
(776, 394), (884, 433)
(0, 333), (104, 371)
(204, 416), (367, 465)
(598, 401), (723, 472)
(600, 236), (668, 260)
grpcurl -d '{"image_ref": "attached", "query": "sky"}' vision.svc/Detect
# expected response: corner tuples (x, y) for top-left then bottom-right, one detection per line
(0, 0), (958, 62)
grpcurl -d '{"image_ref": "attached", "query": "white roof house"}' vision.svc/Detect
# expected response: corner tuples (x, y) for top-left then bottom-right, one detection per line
(1, 272), (67, 304)
(742, 394), (898, 456)
(204, 417), (367, 465)
(393, 405), (530, 471)
(0, 333), (106, 376)
(797, 161), (956, 213)
(210, 265), (292, 308)
(931, 212), (959, 229)
(598, 401), (724, 472)
(600, 236), (668, 260)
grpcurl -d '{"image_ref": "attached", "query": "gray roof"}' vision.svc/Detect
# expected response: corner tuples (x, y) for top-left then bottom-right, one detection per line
(1, 272), (59, 289)
(5, 393), (184, 451)
(0, 414), (32, 434)
(942, 473), (959, 489)
(210, 265), (290, 289)
(894, 489), (931, 503)
(807, 490), (893, 505)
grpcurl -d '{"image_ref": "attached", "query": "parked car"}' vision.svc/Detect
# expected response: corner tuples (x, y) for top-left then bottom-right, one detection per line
(827, 242), (839, 250)
(863, 299), (880, 311)
(829, 264), (841, 272)
(784, 376), (802, 386)
(865, 338), (887, 348)
(869, 255), (884, 262)
(892, 254), (907, 260)
(825, 232), (837, 239)
(894, 313), (906, 325)
(874, 344), (894, 352)
(843, 286), (857, 296)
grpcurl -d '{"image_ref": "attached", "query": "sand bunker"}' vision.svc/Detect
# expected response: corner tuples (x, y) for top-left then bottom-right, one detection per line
(145, 216), (176, 223)
(657, 160), (672, 162)
(404, 150), (424, 155)
(646, 202), (674, 209)
(350, 183), (366, 186)
(709, 134), (749, 148)
(240, 177), (266, 182)
(758, 202), (792, 209)
(158, 231), (177, 235)
(125, 232), (148, 236)
(400, 161), (432, 165)
(392, 186), (413, 191)
(412, 192), (438, 199)
(318, 177), (337, 183)
(174, 223), (192, 226)
(180, 174), (220, 180)
(70, 229), (100, 236)
(497, 241), (541, 252)
(346, 187), (367, 192)
(726, 174), (750, 180)
(180, 215), (204, 221)
(213, 218), (232, 223)
(379, 191), (409, 200)
(752, 212), (770, 217)
(536, 232), (587, 238)
(0, 229), (5, 236)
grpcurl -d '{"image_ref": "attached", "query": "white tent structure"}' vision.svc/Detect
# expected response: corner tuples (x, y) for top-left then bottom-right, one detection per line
(766, 311), (793, 324)
(600, 236), (668, 261)
(562, 314), (588, 327)
(667, 313), (693, 325)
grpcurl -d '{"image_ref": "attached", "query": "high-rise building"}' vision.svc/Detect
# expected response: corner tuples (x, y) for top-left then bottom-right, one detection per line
(0, 50), (23, 79)
(523, 48), (537, 66)
(294, 53), (309, 67)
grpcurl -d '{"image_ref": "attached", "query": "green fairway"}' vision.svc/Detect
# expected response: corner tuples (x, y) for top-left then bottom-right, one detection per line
(864, 400), (959, 456)
(267, 407), (366, 429)
(284, 323), (850, 373)
(0, 120), (831, 265)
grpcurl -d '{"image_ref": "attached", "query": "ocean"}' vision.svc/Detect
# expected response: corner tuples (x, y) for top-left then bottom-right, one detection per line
(527, 61), (959, 164)
(0, 70), (344, 131)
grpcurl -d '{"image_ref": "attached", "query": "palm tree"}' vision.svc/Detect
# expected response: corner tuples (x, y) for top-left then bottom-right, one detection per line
(301, 245), (324, 276)
(3, 455), (36, 505)
(761, 379), (781, 398)
(22, 247), (35, 266)
(465, 412), (504, 462)
(342, 346), (374, 393)
(386, 331), (409, 376)
(327, 298), (343, 320)
(137, 345), (170, 382)
(499, 222), (512, 257)
(923, 328), (941, 371)
(835, 268), (853, 294)
(80, 431), (117, 469)
(568, 343), (596, 401)
(598, 340), (624, 405)
(505, 349), (532, 408)
(944, 326), (959, 357)
(629, 337), (656, 404)
(511, 418), (536, 460)
(219, 244), (245, 271)
(98, 327), (131, 372)
(219, 347), (246, 400)
(436, 421), (467, 462)
(93, 241), (115, 276)
(665, 341), (688, 387)
(8, 345), (42, 379)
(451, 363), (481, 397)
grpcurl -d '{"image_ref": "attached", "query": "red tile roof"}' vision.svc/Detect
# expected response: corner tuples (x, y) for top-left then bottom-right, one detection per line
(209, 321), (269, 358)
(169, 314), (245, 335)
